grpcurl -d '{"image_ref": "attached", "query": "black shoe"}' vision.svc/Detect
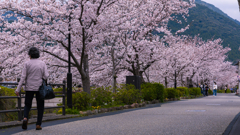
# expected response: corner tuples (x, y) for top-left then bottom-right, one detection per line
(22, 119), (28, 130)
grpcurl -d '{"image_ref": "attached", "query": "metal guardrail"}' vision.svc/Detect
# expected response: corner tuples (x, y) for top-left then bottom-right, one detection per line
(0, 82), (66, 121)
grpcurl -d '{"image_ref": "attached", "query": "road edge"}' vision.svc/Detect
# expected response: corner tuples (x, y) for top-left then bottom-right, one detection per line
(222, 112), (240, 135)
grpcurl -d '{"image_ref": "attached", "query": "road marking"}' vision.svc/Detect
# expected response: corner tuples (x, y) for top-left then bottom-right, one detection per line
(206, 104), (221, 106)
(186, 110), (206, 112)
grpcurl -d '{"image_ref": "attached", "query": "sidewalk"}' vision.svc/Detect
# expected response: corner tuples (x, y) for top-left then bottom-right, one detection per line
(0, 114), (80, 129)
(0, 102), (161, 129)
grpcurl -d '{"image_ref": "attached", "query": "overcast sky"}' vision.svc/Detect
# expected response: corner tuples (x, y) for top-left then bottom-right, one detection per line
(201, 0), (240, 21)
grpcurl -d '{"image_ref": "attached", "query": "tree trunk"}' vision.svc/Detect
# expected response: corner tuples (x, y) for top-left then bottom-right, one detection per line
(139, 72), (145, 83)
(180, 73), (185, 87)
(144, 71), (150, 83)
(111, 48), (117, 93)
(165, 77), (168, 88)
(82, 76), (90, 94)
(82, 54), (91, 94)
(113, 76), (117, 93)
(186, 77), (189, 88)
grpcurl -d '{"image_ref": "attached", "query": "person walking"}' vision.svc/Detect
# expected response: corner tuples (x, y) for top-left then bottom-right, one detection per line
(202, 83), (206, 96)
(199, 83), (203, 95)
(205, 83), (209, 96)
(15, 47), (49, 130)
(213, 82), (217, 96)
(225, 85), (227, 93)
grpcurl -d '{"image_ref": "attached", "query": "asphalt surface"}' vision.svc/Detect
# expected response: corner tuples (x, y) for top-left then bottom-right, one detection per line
(1, 93), (240, 135)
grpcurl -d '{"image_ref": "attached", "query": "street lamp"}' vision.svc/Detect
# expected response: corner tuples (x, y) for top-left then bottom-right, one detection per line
(67, 8), (72, 108)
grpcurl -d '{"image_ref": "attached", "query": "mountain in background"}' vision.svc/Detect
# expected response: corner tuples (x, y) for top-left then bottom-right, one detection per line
(168, 0), (240, 62)
(195, 0), (240, 25)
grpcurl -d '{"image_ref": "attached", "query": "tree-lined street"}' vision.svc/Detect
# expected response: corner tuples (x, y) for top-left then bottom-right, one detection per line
(0, 94), (239, 135)
(0, 0), (237, 91)
(0, 0), (239, 134)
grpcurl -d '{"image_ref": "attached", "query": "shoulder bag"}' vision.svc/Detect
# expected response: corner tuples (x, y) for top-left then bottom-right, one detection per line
(39, 79), (55, 100)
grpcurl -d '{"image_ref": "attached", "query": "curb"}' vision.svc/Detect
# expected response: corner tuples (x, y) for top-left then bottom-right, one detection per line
(0, 115), (80, 129)
(222, 112), (240, 135)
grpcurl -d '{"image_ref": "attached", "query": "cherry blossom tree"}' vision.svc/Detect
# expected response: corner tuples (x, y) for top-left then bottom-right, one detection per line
(0, 0), (236, 91)
(89, 32), (125, 92)
(0, 0), (195, 90)
(113, 0), (195, 82)
(148, 35), (235, 88)
(0, 0), (119, 93)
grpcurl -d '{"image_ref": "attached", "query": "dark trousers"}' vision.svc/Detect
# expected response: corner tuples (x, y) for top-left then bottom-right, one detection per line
(205, 90), (208, 96)
(24, 91), (44, 126)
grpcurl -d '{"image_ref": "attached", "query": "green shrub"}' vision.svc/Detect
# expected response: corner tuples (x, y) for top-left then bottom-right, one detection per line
(0, 86), (16, 110)
(90, 86), (113, 106)
(65, 107), (80, 114)
(114, 84), (141, 105)
(165, 88), (177, 99)
(141, 83), (157, 101)
(189, 87), (201, 96)
(217, 89), (231, 93)
(0, 86), (18, 122)
(141, 83), (165, 102)
(176, 89), (181, 99)
(217, 90), (223, 93)
(208, 89), (213, 95)
(176, 87), (189, 97)
(153, 83), (165, 102)
(163, 88), (168, 99)
(53, 87), (66, 95)
(72, 92), (91, 110)
(226, 89), (231, 93)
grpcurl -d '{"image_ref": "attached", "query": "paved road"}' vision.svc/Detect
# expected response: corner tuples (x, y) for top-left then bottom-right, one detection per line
(1, 93), (240, 135)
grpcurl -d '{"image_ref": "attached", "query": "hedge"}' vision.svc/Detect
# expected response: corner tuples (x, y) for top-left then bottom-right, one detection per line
(176, 87), (189, 97)
(165, 88), (177, 99)
(0, 86), (18, 122)
(91, 87), (113, 106)
(114, 84), (141, 105)
(141, 83), (165, 102)
(189, 87), (201, 96)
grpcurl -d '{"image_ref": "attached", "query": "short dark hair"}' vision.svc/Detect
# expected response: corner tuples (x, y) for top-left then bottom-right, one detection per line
(28, 47), (40, 58)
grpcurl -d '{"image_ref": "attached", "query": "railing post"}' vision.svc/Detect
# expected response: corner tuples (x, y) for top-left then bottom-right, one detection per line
(18, 91), (22, 121)
(62, 81), (66, 115)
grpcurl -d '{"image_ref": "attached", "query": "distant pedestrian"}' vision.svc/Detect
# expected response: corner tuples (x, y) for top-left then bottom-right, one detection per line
(213, 82), (217, 96)
(234, 87), (237, 93)
(199, 83), (203, 95)
(15, 47), (49, 130)
(205, 83), (209, 96)
(202, 84), (205, 96)
(225, 85), (227, 93)
(230, 88), (233, 93)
